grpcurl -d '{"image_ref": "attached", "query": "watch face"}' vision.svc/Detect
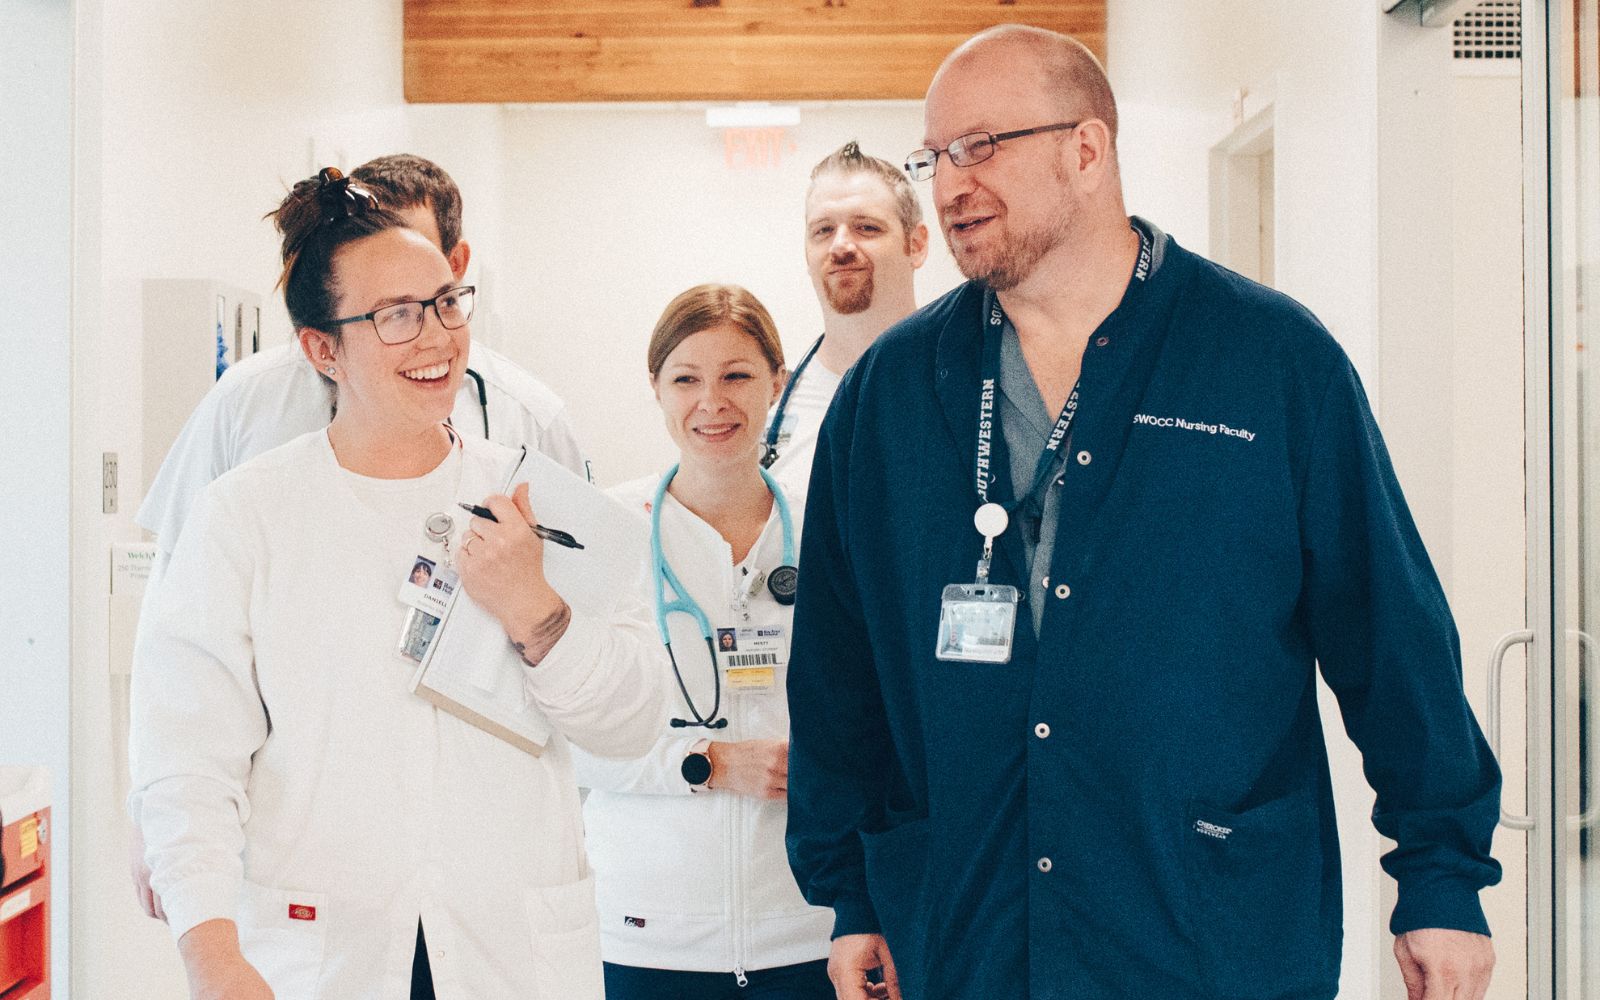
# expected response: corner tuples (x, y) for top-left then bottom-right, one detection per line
(681, 751), (713, 786)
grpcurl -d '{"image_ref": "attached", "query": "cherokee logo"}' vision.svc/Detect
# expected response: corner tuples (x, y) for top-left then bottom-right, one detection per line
(1193, 819), (1234, 841)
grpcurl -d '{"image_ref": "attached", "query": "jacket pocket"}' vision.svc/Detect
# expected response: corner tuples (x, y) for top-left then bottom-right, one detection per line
(235, 879), (327, 1000)
(1182, 796), (1329, 997)
(524, 874), (605, 1000)
(861, 816), (931, 1000)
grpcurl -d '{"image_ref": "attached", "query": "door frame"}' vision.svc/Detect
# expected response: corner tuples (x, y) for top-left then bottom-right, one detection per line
(1524, 2), (1561, 996)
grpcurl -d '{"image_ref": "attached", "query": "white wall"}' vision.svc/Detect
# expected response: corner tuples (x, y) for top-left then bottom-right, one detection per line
(1, 1), (75, 991)
(494, 103), (964, 486)
(1108, 3), (1387, 997)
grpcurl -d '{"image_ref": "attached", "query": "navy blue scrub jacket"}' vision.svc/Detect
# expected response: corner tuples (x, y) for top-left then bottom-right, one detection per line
(785, 229), (1502, 1000)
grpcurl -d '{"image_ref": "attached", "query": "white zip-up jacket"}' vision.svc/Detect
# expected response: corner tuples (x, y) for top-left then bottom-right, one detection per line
(129, 432), (670, 1000)
(573, 475), (834, 976)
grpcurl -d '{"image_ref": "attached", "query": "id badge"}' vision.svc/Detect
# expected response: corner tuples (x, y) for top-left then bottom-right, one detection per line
(715, 625), (785, 692)
(934, 583), (1020, 664)
(397, 607), (442, 662)
(396, 556), (462, 662)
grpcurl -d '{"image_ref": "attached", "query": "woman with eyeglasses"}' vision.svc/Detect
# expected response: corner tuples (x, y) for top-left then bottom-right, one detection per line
(129, 169), (668, 1000)
(573, 285), (836, 1000)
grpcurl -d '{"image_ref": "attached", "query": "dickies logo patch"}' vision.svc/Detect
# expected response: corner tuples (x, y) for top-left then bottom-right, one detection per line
(288, 904), (317, 921)
(623, 915), (647, 928)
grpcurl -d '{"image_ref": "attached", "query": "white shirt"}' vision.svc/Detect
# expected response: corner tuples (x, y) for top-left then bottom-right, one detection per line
(136, 340), (587, 558)
(572, 475), (833, 974)
(129, 432), (670, 1000)
(762, 355), (842, 499)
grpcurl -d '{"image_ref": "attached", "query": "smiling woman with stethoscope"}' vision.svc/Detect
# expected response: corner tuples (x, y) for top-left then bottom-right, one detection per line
(573, 285), (835, 1000)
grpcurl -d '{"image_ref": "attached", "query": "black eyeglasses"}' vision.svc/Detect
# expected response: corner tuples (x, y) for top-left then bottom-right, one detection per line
(323, 285), (476, 345)
(904, 122), (1080, 181)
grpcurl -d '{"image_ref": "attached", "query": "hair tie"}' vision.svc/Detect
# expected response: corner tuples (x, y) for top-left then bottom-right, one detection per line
(315, 166), (380, 222)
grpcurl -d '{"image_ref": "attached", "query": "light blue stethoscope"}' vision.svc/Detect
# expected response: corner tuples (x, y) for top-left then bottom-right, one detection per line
(652, 463), (798, 730)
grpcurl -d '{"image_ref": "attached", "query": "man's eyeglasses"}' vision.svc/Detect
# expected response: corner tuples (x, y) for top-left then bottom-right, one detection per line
(323, 285), (477, 345)
(904, 122), (1080, 181)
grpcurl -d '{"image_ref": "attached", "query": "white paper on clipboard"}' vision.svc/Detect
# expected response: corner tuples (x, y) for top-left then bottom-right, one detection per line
(410, 449), (650, 756)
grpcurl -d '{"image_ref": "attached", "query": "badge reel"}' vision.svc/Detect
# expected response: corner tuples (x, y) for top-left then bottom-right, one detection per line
(397, 511), (462, 662)
(935, 503), (1021, 664)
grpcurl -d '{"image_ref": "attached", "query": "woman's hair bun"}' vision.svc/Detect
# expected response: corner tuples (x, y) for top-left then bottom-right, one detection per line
(314, 167), (381, 222)
(273, 167), (383, 270)
(268, 167), (404, 327)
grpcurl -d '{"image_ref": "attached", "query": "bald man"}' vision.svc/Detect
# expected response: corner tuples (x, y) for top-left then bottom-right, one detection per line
(785, 25), (1500, 1000)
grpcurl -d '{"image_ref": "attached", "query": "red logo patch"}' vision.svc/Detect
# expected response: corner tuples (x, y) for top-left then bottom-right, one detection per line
(288, 904), (317, 921)
(623, 915), (647, 928)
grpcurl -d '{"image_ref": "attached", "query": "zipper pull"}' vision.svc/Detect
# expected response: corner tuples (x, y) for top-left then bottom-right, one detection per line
(734, 965), (748, 988)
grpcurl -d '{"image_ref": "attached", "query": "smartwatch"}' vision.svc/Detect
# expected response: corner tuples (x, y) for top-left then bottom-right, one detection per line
(681, 742), (713, 791)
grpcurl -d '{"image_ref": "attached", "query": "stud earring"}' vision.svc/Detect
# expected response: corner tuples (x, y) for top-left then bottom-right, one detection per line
(324, 365), (337, 376)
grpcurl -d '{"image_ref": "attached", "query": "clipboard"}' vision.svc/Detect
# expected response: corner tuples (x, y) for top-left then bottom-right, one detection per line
(409, 448), (650, 755)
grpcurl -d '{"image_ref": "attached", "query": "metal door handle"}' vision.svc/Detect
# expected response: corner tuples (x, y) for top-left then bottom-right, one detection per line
(1573, 630), (1596, 830)
(1488, 628), (1535, 830)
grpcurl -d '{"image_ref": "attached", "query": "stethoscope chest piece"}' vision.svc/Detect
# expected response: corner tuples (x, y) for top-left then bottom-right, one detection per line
(766, 564), (799, 606)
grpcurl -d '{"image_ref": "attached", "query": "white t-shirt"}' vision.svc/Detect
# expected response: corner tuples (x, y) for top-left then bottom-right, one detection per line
(762, 356), (842, 499)
(136, 340), (587, 557)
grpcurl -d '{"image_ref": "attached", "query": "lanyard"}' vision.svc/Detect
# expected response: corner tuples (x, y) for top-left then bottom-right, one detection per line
(975, 305), (1080, 511)
(972, 225), (1154, 512)
(761, 335), (825, 468)
(650, 463), (797, 728)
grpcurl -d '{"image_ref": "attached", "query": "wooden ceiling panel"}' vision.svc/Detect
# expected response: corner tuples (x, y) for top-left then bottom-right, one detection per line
(405, 1), (1107, 103)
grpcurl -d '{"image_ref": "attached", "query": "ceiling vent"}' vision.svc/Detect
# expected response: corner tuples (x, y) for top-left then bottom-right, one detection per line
(1453, 1), (1521, 62)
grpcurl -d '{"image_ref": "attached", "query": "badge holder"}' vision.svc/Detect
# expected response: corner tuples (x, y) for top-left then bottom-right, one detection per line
(397, 511), (463, 662)
(935, 503), (1020, 664)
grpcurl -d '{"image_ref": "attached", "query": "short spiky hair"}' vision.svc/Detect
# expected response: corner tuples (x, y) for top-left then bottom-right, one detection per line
(350, 154), (464, 254)
(807, 140), (923, 241)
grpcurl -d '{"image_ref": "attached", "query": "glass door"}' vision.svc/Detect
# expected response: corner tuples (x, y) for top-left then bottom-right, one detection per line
(1536, 1), (1600, 995)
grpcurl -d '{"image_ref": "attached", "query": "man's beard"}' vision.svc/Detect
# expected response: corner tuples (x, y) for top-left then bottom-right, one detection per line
(824, 269), (875, 314)
(943, 176), (1075, 291)
(951, 222), (1065, 291)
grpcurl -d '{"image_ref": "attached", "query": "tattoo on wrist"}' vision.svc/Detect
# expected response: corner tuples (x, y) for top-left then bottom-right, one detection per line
(512, 601), (572, 667)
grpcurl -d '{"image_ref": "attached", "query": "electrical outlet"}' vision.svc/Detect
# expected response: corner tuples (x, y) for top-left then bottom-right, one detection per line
(103, 452), (118, 514)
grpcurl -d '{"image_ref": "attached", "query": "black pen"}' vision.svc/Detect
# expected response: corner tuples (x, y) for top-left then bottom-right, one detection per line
(458, 502), (585, 550)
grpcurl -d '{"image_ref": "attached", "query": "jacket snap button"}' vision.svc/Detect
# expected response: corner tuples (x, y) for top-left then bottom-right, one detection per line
(1034, 723), (1050, 739)
(1076, 451), (1092, 466)
(1054, 584), (1070, 600)
(1037, 857), (1053, 872)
